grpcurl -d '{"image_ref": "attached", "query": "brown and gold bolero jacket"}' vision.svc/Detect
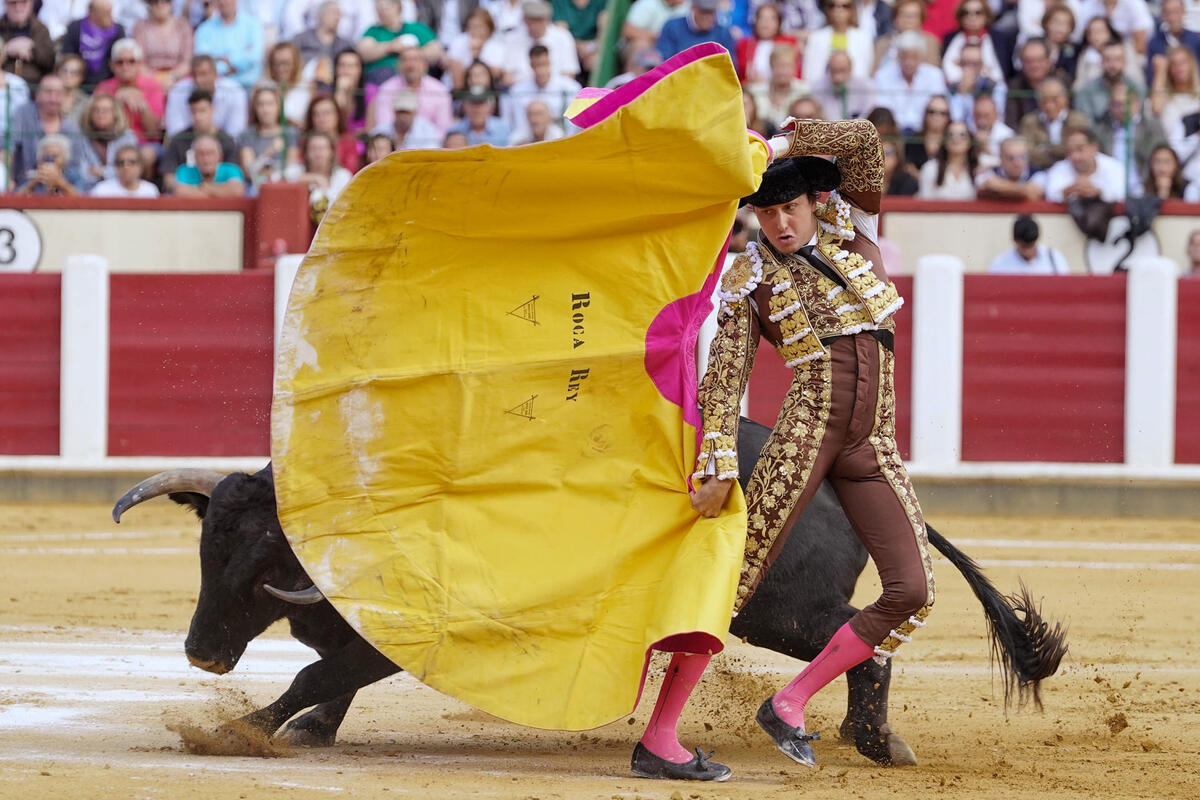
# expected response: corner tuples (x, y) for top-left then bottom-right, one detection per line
(693, 119), (905, 483)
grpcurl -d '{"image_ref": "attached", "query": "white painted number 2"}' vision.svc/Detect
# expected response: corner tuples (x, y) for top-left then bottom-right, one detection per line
(0, 209), (43, 273)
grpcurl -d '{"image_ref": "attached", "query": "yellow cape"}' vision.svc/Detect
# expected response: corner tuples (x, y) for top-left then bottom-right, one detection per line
(272, 44), (769, 730)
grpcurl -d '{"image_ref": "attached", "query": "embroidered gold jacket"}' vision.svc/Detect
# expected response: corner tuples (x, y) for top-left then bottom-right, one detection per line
(694, 119), (904, 483)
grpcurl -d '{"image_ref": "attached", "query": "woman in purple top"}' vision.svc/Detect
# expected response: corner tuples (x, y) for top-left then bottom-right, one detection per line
(61, 0), (126, 87)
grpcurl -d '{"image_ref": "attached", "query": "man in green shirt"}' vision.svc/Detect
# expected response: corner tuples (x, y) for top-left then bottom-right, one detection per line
(357, 0), (440, 84)
(551, 0), (607, 75)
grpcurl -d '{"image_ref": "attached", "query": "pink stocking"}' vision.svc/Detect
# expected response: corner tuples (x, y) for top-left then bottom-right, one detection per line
(639, 652), (711, 763)
(772, 623), (874, 729)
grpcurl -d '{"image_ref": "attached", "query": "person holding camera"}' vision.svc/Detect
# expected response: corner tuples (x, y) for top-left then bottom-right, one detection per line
(15, 133), (83, 195)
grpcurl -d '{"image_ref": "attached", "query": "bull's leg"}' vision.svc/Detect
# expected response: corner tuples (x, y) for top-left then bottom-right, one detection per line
(227, 637), (399, 740)
(275, 691), (357, 747)
(840, 655), (915, 766)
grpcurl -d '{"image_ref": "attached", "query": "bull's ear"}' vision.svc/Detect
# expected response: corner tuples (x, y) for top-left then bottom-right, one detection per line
(168, 492), (210, 519)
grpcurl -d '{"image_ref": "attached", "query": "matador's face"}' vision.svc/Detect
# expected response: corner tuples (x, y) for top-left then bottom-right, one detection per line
(750, 196), (819, 255)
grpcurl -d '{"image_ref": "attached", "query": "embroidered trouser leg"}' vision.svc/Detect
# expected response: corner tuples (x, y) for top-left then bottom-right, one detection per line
(733, 334), (934, 658)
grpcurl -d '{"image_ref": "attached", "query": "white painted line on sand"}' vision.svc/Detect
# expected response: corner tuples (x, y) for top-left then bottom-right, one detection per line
(951, 538), (1200, 552)
(0, 547), (193, 555)
(0, 530), (189, 543)
(936, 557), (1200, 571)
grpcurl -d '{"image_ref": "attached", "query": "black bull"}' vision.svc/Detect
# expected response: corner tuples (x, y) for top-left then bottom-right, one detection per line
(112, 417), (1067, 765)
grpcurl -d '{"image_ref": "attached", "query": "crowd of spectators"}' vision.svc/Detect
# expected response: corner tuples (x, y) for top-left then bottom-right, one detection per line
(3, 0), (1200, 222)
(0, 0), (611, 216)
(727, 0), (1200, 206)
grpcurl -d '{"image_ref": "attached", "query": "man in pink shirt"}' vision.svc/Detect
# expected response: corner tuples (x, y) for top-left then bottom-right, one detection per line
(96, 38), (165, 147)
(369, 45), (452, 136)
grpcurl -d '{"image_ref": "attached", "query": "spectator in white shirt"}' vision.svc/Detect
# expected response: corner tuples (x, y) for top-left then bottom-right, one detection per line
(90, 142), (160, 196)
(918, 120), (979, 199)
(503, 43), (579, 132)
(371, 86), (442, 148)
(802, 0), (873, 81)
(971, 93), (1015, 170)
(946, 43), (1007, 129)
(280, 0), (377, 41)
(809, 50), (875, 120)
(164, 54), (248, 137)
(36, 0), (88, 41)
(1075, 0), (1153, 55)
(445, 6), (507, 87)
(873, 30), (949, 134)
(508, 98), (563, 144)
(976, 135), (1045, 200)
(1043, 126), (1128, 202)
(1016, 0), (1082, 44)
(40, 0), (146, 41)
(483, 0), (528, 37)
(1187, 228), (1200, 274)
(502, 0), (579, 85)
(622, 0), (689, 57)
(987, 215), (1071, 274)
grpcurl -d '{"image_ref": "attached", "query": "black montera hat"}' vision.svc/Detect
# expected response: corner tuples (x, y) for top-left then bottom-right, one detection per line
(740, 156), (842, 207)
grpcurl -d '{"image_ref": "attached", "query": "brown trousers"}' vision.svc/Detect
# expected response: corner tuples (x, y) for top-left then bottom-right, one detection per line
(734, 334), (935, 655)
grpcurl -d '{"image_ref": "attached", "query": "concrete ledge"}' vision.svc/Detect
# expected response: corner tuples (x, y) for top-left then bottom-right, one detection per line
(913, 476), (1200, 518)
(1, 460), (268, 505)
(2, 463), (1199, 517)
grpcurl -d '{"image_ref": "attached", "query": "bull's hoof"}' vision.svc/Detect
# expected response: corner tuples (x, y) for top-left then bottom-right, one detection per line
(277, 715), (338, 748)
(883, 728), (917, 766)
(838, 719), (917, 767)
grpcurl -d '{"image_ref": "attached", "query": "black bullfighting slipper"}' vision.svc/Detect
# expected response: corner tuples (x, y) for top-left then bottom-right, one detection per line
(755, 697), (821, 767)
(630, 742), (733, 781)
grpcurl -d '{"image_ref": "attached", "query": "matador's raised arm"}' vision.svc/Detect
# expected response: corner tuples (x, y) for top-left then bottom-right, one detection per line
(778, 118), (884, 215)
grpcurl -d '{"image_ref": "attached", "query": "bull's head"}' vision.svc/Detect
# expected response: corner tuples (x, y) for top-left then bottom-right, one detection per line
(112, 465), (324, 675)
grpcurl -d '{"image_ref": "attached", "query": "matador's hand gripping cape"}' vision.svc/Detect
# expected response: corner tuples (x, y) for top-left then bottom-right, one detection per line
(271, 43), (770, 730)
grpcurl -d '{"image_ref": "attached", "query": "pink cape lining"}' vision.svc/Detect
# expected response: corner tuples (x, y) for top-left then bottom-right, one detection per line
(565, 42), (741, 458)
(566, 42), (731, 130)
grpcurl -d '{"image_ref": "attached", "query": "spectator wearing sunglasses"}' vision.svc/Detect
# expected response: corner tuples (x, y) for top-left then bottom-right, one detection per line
(803, 0), (873, 83)
(90, 142), (160, 196)
(941, 0), (1005, 87)
(95, 37), (165, 148)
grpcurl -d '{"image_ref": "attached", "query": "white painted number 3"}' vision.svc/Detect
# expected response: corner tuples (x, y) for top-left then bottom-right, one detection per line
(0, 209), (43, 273)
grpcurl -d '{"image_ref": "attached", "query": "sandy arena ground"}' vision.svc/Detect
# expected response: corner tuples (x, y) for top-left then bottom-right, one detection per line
(1, 500), (1198, 800)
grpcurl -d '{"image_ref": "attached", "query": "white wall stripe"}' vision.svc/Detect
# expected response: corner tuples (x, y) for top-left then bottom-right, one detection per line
(1124, 256), (1178, 468)
(59, 254), (109, 460)
(911, 255), (964, 467)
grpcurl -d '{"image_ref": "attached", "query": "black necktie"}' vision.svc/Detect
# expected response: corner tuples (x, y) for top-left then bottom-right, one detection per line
(796, 243), (847, 289)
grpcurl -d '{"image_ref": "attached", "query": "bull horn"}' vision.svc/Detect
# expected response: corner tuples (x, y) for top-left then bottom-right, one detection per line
(112, 469), (226, 522)
(264, 584), (326, 605)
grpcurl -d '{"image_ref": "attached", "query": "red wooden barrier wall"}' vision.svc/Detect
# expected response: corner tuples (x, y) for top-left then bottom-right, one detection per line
(746, 275), (914, 460)
(1176, 280), (1200, 464)
(961, 275), (1126, 462)
(108, 274), (274, 457)
(0, 275), (61, 454)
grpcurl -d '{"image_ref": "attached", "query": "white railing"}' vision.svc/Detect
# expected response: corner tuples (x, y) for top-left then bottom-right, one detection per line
(3, 252), (1199, 481)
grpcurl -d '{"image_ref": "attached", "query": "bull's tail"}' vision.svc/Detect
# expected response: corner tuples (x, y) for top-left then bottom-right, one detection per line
(926, 525), (1068, 710)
